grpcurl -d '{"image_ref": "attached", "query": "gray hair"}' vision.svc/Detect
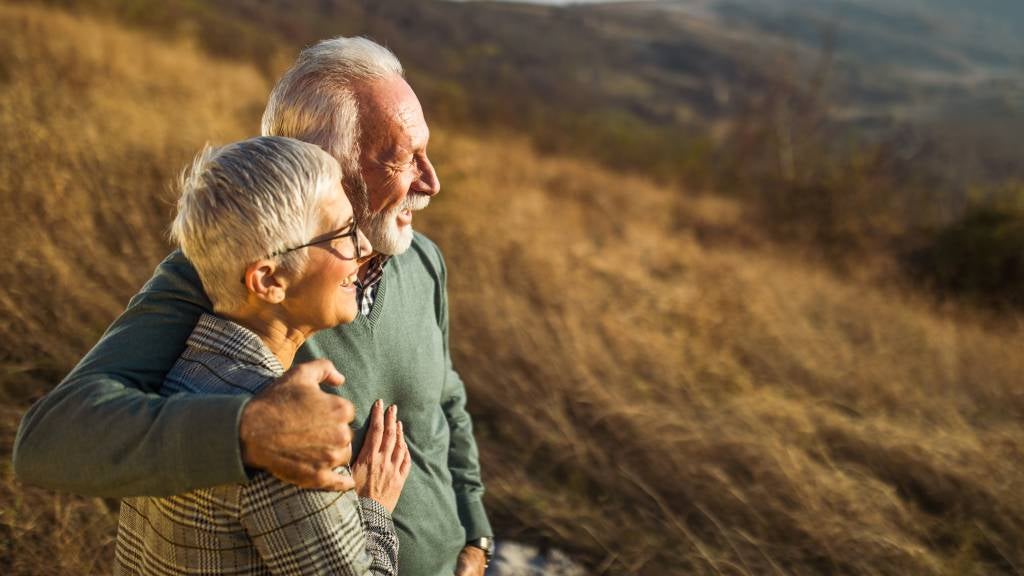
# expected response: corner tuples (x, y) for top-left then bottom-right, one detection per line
(260, 36), (403, 180)
(170, 136), (341, 312)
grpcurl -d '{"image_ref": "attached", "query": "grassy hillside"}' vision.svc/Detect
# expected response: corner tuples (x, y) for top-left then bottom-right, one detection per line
(2, 3), (1024, 575)
(0, 3), (267, 573)
(16, 0), (1024, 286)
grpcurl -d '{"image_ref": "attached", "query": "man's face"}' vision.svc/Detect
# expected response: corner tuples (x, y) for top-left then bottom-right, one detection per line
(351, 75), (440, 255)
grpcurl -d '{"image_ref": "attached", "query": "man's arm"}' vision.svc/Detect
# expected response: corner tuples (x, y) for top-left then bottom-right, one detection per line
(433, 244), (493, 543)
(12, 251), (250, 496)
(12, 250), (356, 497)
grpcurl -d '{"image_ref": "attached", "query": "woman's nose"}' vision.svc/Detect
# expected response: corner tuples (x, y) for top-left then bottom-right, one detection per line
(356, 227), (373, 257)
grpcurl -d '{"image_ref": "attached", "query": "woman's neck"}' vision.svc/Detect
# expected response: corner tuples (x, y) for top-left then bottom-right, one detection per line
(222, 308), (311, 371)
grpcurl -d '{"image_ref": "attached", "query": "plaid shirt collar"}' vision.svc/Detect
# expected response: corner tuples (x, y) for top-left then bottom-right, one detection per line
(188, 313), (284, 377)
(188, 256), (392, 368)
(357, 253), (391, 316)
(358, 253), (390, 291)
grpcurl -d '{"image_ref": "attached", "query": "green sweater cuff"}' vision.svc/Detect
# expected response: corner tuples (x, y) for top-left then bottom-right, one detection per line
(174, 394), (251, 488)
(457, 495), (493, 541)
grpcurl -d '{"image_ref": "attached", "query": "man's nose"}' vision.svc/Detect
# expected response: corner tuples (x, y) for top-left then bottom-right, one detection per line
(414, 155), (441, 197)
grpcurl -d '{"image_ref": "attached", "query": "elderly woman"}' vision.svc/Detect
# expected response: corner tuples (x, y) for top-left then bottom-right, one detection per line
(115, 136), (409, 575)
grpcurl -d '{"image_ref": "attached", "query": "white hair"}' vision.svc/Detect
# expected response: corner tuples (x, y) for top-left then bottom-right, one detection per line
(260, 36), (403, 181)
(170, 136), (341, 312)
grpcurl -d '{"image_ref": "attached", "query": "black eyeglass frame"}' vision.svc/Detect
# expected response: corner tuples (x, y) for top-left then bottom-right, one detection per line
(270, 220), (362, 261)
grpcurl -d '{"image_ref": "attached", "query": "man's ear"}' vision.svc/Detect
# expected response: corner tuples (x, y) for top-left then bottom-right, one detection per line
(242, 259), (288, 304)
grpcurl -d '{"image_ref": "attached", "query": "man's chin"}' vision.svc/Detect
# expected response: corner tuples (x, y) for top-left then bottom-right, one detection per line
(368, 224), (414, 256)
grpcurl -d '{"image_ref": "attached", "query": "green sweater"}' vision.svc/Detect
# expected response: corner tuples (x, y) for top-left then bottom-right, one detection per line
(13, 232), (491, 576)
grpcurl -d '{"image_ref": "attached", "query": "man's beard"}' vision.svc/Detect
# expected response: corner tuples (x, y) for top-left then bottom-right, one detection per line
(349, 176), (431, 255)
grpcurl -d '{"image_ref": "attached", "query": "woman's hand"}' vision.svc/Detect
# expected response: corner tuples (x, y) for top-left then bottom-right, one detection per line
(352, 400), (412, 512)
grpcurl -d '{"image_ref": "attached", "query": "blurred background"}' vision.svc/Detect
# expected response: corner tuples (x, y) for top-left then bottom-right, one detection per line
(1, 0), (1022, 574)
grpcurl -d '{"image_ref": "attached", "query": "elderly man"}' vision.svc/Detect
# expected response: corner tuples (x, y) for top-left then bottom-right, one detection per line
(13, 38), (493, 576)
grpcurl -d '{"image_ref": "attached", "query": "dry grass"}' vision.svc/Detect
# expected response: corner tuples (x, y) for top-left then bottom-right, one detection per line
(421, 134), (1024, 575)
(0, 4), (265, 572)
(0, 2), (267, 380)
(2, 3), (1024, 575)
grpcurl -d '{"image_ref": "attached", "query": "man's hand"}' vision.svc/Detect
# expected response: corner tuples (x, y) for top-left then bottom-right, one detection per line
(239, 359), (356, 491)
(352, 399), (412, 512)
(454, 545), (487, 576)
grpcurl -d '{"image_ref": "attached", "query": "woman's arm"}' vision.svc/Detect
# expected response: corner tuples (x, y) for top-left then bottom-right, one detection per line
(352, 400), (412, 575)
(241, 403), (409, 576)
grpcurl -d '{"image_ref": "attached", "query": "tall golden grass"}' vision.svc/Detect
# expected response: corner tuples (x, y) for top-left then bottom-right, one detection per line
(2, 3), (1023, 574)
(0, 4), (266, 573)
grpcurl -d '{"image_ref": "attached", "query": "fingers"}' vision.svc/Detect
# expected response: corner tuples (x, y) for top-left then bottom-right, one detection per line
(329, 443), (352, 469)
(307, 468), (355, 492)
(355, 399), (383, 462)
(291, 358), (345, 388)
(392, 420), (406, 465)
(399, 442), (412, 478)
(394, 420), (412, 477)
(270, 458), (355, 492)
(381, 404), (398, 457)
(367, 399), (384, 454)
(326, 396), (356, 429)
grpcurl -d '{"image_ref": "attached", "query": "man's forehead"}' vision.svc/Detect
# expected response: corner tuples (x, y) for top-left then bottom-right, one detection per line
(355, 76), (428, 153)
(355, 75), (421, 121)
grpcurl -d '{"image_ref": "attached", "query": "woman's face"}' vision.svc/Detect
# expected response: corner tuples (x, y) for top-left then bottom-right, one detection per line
(281, 181), (373, 331)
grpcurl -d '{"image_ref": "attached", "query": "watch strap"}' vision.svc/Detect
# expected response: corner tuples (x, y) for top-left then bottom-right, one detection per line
(466, 536), (495, 566)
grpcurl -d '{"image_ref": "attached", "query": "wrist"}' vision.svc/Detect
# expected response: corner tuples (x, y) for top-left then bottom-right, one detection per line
(466, 537), (495, 567)
(237, 395), (263, 468)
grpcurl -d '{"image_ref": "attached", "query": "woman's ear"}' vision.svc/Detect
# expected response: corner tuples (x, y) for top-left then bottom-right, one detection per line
(242, 259), (288, 304)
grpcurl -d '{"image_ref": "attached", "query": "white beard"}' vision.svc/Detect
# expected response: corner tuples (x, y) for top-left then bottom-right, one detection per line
(360, 191), (431, 256)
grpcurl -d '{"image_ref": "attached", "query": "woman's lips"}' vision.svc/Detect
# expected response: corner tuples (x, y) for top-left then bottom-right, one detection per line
(339, 272), (359, 292)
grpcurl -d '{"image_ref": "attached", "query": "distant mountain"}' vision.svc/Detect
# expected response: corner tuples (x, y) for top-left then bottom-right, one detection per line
(453, 0), (1023, 122)
(24, 0), (1023, 189)
(436, 0), (1024, 188)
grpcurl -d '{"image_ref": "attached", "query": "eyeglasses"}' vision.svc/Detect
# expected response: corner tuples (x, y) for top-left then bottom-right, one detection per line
(271, 220), (362, 261)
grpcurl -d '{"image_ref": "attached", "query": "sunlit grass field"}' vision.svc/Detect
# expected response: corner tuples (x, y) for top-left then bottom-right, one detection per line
(1, 3), (1022, 574)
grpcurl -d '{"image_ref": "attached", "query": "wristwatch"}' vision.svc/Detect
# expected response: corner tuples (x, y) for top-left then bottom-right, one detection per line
(466, 536), (495, 567)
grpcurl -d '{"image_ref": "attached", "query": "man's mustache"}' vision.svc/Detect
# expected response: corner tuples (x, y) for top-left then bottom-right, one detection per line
(404, 192), (431, 211)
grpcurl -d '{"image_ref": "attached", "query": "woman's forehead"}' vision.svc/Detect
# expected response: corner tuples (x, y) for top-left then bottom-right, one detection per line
(319, 181), (354, 228)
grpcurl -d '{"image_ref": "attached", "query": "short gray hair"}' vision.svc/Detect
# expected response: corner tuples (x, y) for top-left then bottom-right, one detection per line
(260, 37), (403, 178)
(170, 136), (341, 312)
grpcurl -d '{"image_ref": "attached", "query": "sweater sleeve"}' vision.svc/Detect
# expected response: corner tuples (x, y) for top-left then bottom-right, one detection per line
(12, 250), (250, 497)
(432, 241), (494, 541)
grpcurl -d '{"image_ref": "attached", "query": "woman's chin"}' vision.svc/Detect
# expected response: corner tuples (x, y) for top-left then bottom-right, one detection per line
(337, 301), (359, 325)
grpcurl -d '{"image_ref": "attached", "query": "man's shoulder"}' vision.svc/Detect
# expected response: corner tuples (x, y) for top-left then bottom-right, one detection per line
(393, 231), (445, 275)
(129, 249), (210, 312)
(410, 231), (444, 262)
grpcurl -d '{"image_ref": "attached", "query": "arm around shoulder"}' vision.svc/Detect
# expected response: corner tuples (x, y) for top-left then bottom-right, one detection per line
(12, 250), (249, 497)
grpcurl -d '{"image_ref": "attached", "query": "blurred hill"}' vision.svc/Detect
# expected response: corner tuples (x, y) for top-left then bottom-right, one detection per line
(17, 0), (1024, 306)
(21, 0), (1024, 183)
(3, 2), (1024, 575)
